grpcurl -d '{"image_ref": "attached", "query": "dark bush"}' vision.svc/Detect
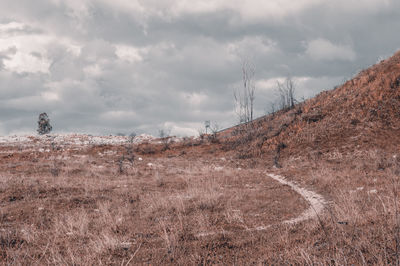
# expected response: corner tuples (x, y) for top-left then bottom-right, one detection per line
(37, 113), (52, 135)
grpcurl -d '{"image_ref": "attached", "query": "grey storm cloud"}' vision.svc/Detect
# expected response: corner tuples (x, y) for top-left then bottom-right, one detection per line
(0, 0), (399, 136)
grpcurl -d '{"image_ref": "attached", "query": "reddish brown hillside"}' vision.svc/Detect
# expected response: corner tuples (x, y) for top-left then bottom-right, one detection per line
(225, 50), (400, 161)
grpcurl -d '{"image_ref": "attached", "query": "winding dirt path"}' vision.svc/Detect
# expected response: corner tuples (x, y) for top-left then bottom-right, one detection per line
(197, 173), (327, 237)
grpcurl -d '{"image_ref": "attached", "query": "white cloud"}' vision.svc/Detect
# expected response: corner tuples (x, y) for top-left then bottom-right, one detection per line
(0, 21), (84, 74)
(4, 52), (51, 74)
(256, 76), (313, 93)
(99, 0), (145, 13)
(100, 110), (137, 121)
(0, 23), (52, 73)
(83, 64), (102, 77)
(115, 44), (143, 63)
(305, 38), (356, 61)
(229, 36), (277, 58)
(163, 121), (201, 136)
(295, 76), (344, 99)
(256, 77), (287, 92)
(256, 75), (344, 101)
(64, 42), (81, 57)
(0, 22), (25, 33)
(181, 92), (208, 107)
(41, 89), (61, 101)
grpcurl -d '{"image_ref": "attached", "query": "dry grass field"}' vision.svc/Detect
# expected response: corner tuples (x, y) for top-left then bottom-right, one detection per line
(0, 137), (309, 265)
(0, 136), (399, 265)
(1, 51), (400, 264)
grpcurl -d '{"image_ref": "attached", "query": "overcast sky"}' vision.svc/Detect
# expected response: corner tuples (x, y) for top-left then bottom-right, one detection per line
(0, 0), (399, 136)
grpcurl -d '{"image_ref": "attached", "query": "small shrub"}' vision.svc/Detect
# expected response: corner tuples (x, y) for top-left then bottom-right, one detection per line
(159, 129), (171, 151)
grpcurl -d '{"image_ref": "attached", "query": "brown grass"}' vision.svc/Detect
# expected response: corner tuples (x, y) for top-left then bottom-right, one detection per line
(278, 148), (400, 264)
(1, 136), (398, 264)
(1, 140), (310, 264)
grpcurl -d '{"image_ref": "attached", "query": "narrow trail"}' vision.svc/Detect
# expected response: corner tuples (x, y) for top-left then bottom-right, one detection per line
(196, 173), (327, 237)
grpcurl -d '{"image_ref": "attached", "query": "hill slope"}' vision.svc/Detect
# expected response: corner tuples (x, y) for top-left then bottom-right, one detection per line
(226, 50), (400, 162)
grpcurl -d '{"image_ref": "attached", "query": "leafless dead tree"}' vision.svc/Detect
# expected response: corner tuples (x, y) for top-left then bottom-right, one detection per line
(277, 77), (296, 110)
(234, 60), (256, 124)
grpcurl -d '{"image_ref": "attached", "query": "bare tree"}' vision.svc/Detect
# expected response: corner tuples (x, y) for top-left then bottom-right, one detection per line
(158, 129), (170, 139)
(266, 102), (277, 117)
(277, 77), (296, 110)
(159, 128), (171, 151)
(204, 120), (210, 134)
(209, 122), (220, 143)
(234, 60), (256, 124)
